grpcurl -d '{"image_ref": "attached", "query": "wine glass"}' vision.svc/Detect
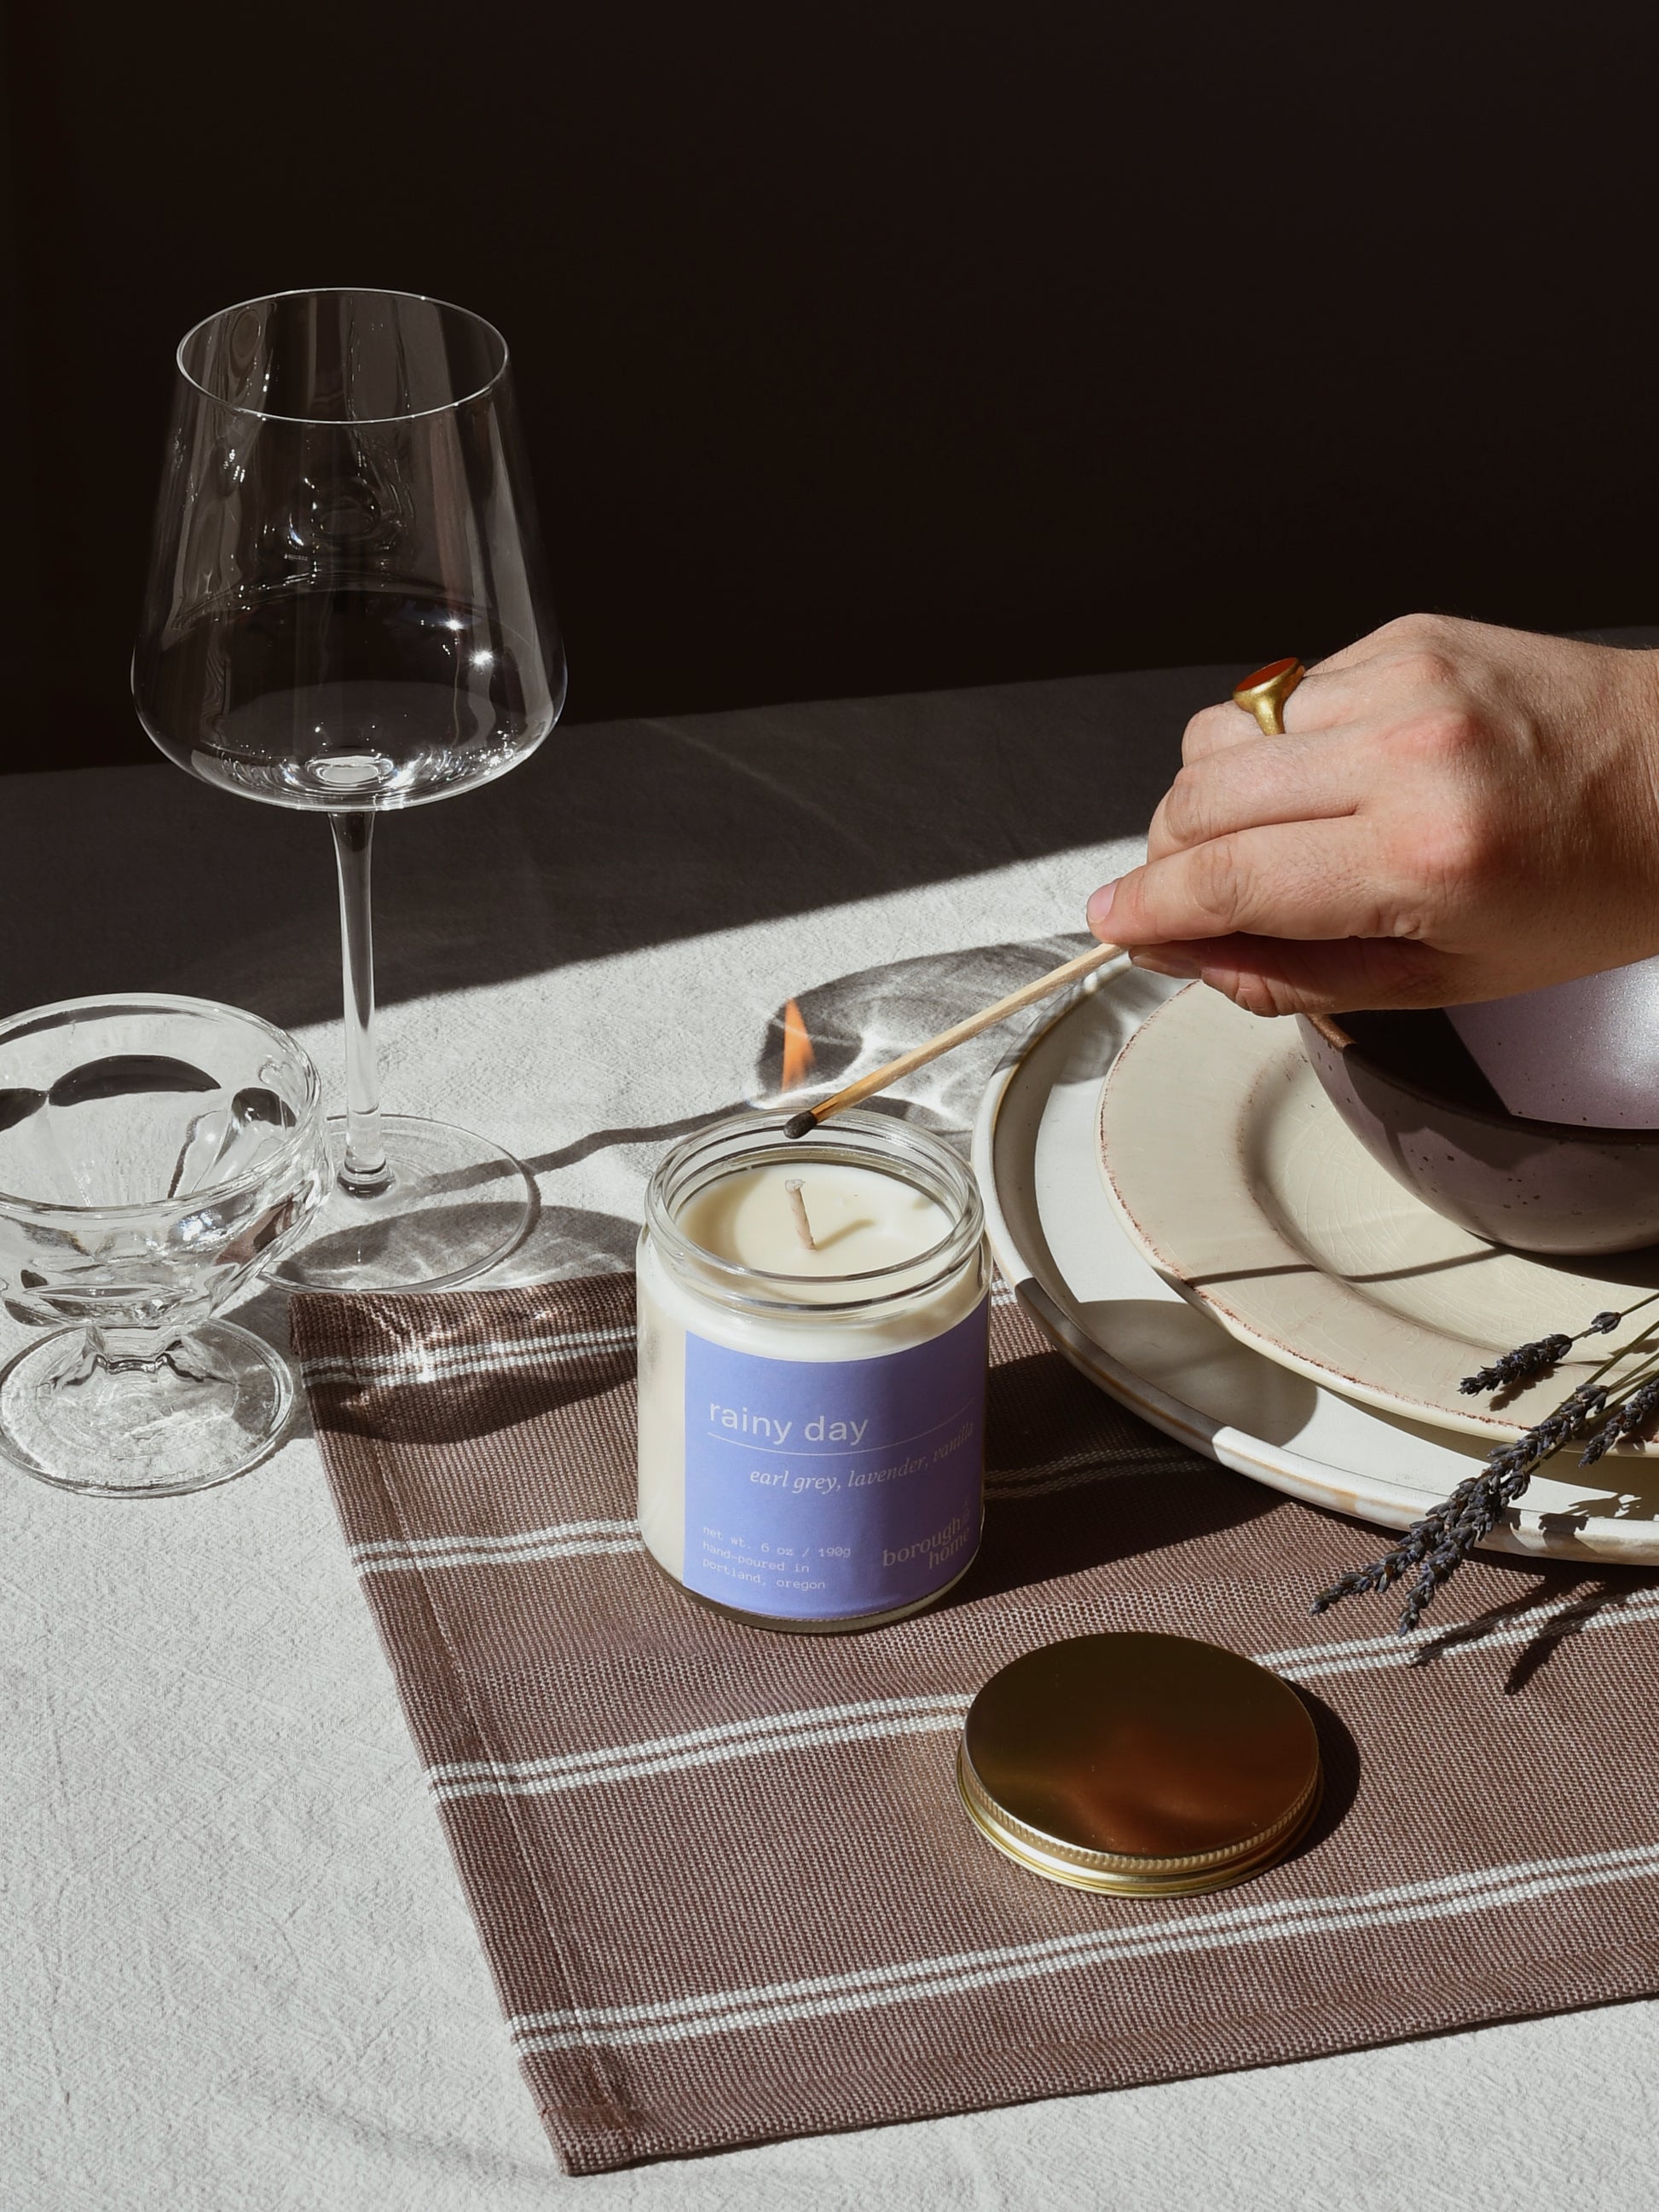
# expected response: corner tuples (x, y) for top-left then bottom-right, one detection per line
(132, 288), (566, 1292)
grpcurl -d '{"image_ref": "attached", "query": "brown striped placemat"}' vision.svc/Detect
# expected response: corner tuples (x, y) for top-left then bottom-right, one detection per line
(292, 1273), (1659, 2175)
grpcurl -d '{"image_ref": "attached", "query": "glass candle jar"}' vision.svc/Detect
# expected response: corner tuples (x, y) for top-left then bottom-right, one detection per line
(638, 1110), (990, 1632)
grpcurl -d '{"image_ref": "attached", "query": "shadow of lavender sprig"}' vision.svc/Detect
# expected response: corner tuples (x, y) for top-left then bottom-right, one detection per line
(1314, 1296), (1659, 1637)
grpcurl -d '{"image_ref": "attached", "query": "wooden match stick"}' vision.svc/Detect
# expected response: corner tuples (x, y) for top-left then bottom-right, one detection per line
(783, 939), (1124, 1140)
(784, 1176), (817, 1248)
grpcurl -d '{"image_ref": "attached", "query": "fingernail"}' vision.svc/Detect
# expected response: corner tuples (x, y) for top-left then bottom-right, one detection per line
(1129, 950), (1201, 979)
(1086, 881), (1118, 933)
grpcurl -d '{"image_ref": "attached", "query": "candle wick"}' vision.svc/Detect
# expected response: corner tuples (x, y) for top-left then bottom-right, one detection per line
(784, 1177), (817, 1250)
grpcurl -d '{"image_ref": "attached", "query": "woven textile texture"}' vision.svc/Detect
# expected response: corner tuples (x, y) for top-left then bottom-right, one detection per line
(293, 1273), (1659, 2175)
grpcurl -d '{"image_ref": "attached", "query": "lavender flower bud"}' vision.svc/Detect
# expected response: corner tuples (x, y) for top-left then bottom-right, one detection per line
(1460, 1334), (1572, 1396)
(1580, 1377), (1659, 1465)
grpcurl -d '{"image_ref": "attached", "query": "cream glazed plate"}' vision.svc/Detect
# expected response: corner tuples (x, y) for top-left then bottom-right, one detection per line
(1097, 981), (1659, 1441)
(971, 961), (1659, 1562)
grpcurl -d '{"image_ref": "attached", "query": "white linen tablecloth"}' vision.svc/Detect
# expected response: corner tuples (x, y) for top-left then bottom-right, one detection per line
(6, 662), (1659, 2209)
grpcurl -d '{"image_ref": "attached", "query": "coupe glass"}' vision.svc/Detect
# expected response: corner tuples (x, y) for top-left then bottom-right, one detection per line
(132, 289), (567, 1291)
(0, 994), (327, 1495)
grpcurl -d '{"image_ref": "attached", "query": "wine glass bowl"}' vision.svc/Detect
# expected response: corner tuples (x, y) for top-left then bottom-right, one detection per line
(139, 588), (552, 811)
(132, 289), (566, 1291)
(0, 994), (328, 1495)
(135, 289), (563, 813)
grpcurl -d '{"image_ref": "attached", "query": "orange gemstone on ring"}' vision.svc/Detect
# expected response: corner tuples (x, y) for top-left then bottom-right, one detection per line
(1237, 657), (1300, 692)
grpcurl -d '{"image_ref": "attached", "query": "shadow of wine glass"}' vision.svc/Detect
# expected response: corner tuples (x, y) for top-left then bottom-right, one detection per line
(484, 1202), (638, 1286)
(255, 1192), (546, 1295)
(231, 1197), (639, 1449)
(311, 1352), (633, 1447)
(241, 1262), (639, 1450)
(749, 933), (1115, 1135)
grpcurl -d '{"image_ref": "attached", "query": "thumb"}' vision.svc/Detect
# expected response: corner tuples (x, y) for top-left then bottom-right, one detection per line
(1128, 933), (1457, 1018)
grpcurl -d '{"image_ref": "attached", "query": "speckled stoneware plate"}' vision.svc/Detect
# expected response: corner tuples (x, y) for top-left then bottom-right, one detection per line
(1098, 980), (1659, 1441)
(971, 960), (1659, 1562)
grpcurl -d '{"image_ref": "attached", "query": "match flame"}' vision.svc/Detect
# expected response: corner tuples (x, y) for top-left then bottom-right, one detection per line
(779, 998), (817, 1092)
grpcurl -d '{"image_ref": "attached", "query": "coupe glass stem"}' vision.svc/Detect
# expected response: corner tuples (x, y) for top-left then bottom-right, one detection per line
(330, 813), (391, 1196)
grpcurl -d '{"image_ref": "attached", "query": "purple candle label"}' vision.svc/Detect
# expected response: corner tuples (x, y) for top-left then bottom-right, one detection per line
(681, 1297), (988, 1620)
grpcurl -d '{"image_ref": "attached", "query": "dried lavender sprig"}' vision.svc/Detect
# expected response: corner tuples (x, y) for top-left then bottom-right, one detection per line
(1458, 1308), (1624, 1398)
(1313, 1380), (1609, 1635)
(1580, 1377), (1659, 1465)
(1459, 1335), (1571, 1396)
(1307, 1522), (1439, 1611)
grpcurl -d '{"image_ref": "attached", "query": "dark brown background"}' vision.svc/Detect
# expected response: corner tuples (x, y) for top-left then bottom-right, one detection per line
(3, 1), (1656, 777)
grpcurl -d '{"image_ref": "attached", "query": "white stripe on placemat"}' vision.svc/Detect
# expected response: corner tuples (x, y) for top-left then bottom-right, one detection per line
(345, 1441), (1163, 1574)
(300, 1324), (634, 1390)
(429, 1694), (973, 1803)
(346, 1439), (1184, 1577)
(506, 1842), (1659, 2053)
(431, 1585), (1659, 1803)
(351, 1519), (645, 1577)
(1263, 1585), (1659, 1683)
(351, 1450), (1170, 1574)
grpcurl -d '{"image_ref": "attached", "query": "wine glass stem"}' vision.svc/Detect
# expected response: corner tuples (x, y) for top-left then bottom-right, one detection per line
(330, 813), (391, 1196)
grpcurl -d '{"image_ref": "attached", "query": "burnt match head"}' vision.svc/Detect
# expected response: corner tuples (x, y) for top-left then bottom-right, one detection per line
(783, 1108), (819, 1141)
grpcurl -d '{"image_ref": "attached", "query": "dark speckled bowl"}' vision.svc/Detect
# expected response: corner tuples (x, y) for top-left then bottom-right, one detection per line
(1298, 1008), (1659, 1256)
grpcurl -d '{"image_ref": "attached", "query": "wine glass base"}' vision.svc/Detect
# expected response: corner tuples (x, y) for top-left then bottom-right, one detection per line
(262, 1114), (535, 1294)
(0, 1320), (295, 1498)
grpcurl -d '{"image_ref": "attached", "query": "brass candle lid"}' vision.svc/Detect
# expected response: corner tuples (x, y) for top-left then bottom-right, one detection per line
(957, 1632), (1321, 1896)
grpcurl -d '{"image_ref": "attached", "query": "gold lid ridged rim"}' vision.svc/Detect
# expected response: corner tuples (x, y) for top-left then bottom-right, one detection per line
(956, 1742), (1323, 1897)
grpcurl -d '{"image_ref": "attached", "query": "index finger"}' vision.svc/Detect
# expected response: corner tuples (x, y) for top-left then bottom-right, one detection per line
(1089, 816), (1408, 945)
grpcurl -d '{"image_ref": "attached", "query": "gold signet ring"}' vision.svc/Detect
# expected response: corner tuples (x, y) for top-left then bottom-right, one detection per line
(1231, 657), (1305, 736)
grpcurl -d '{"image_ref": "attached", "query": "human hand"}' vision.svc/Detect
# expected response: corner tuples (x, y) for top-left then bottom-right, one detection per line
(1085, 614), (1659, 1014)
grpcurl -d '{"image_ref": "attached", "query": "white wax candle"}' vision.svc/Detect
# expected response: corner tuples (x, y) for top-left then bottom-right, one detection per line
(678, 1161), (951, 1287)
(637, 1137), (987, 1621)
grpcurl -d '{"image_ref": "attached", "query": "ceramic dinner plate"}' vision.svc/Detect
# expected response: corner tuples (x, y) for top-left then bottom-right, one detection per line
(970, 960), (1659, 1562)
(1097, 982), (1659, 1441)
